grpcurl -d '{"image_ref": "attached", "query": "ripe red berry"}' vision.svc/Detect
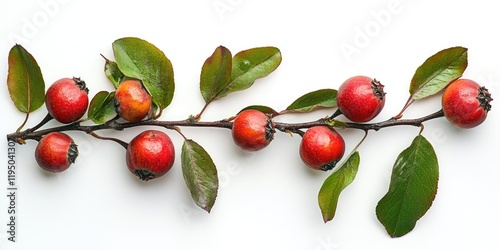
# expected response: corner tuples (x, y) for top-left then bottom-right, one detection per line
(126, 130), (175, 181)
(45, 77), (89, 123)
(442, 79), (493, 129)
(337, 76), (385, 122)
(231, 109), (275, 151)
(299, 126), (345, 171)
(35, 132), (78, 173)
(115, 79), (152, 122)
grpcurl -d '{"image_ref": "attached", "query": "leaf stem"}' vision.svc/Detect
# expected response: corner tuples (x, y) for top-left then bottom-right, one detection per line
(194, 102), (210, 121)
(17, 112), (30, 133)
(394, 96), (415, 119)
(172, 126), (188, 140)
(353, 130), (369, 152)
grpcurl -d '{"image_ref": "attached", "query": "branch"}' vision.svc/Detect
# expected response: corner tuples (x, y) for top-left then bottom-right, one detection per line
(6, 110), (445, 143)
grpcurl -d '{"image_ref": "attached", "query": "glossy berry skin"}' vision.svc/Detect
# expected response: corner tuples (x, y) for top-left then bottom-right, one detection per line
(115, 79), (152, 122)
(299, 126), (345, 171)
(232, 109), (275, 151)
(442, 79), (492, 129)
(126, 130), (175, 181)
(337, 76), (385, 122)
(35, 132), (78, 173)
(45, 77), (89, 123)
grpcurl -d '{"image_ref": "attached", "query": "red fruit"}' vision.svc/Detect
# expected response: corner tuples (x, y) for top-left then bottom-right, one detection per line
(115, 79), (152, 122)
(442, 79), (492, 129)
(35, 132), (78, 173)
(231, 109), (275, 151)
(126, 130), (175, 181)
(299, 126), (345, 171)
(337, 76), (385, 122)
(45, 77), (89, 123)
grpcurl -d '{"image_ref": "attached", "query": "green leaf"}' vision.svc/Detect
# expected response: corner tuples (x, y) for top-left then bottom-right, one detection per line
(376, 135), (439, 238)
(410, 47), (467, 100)
(112, 37), (175, 110)
(285, 89), (337, 113)
(239, 105), (279, 116)
(103, 56), (124, 89)
(7, 44), (45, 113)
(318, 151), (360, 223)
(200, 46), (232, 103)
(217, 46), (282, 98)
(88, 91), (117, 124)
(181, 139), (219, 213)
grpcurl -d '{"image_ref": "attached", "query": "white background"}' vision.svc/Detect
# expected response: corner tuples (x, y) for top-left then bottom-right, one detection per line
(1, 0), (500, 249)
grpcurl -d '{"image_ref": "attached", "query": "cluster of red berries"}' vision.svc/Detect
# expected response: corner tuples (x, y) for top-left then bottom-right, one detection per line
(229, 76), (386, 170)
(36, 77), (88, 172)
(34, 75), (492, 178)
(35, 78), (175, 181)
(231, 75), (492, 171)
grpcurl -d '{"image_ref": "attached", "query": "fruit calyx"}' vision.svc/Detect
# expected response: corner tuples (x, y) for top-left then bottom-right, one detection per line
(371, 78), (385, 101)
(72, 77), (89, 94)
(477, 86), (493, 111)
(135, 169), (156, 181)
(68, 142), (79, 164)
(265, 116), (276, 141)
(319, 160), (339, 171)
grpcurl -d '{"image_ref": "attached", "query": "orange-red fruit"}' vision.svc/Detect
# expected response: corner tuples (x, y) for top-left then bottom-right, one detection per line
(45, 77), (89, 123)
(299, 126), (345, 171)
(126, 130), (175, 181)
(232, 109), (275, 151)
(35, 132), (78, 173)
(337, 75), (385, 122)
(115, 79), (152, 122)
(442, 79), (492, 129)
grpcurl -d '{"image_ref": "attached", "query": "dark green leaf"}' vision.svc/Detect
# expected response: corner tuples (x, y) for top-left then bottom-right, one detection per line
(217, 46), (281, 98)
(103, 57), (124, 88)
(410, 47), (467, 100)
(318, 151), (360, 223)
(200, 46), (232, 103)
(112, 37), (175, 110)
(285, 89), (337, 113)
(7, 44), (45, 113)
(239, 105), (279, 116)
(181, 139), (219, 213)
(376, 135), (439, 238)
(88, 91), (117, 124)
